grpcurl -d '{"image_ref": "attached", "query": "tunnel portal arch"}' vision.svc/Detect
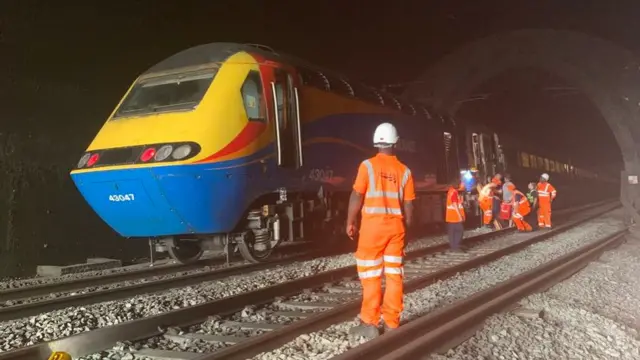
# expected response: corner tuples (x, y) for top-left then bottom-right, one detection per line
(406, 29), (640, 223)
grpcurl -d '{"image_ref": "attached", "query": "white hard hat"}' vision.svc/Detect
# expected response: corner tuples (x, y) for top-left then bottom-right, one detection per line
(373, 122), (399, 148)
(541, 173), (550, 181)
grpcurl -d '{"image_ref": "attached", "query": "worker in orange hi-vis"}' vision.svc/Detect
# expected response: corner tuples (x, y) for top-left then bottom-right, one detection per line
(478, 181), (498, 227)
(446, 176), (466, 251)
(508, 183), (533, 232)
(537, 173), (557, 228)
(346, 122), (415, 340)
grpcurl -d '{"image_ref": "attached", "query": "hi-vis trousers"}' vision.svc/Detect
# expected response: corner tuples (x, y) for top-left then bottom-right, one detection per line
(538, 201), (552, 228)
(355, 217), (405, 329)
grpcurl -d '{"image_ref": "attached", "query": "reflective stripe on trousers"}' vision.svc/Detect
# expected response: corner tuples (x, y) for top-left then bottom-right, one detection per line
(356, 257), (384, 279)
(355, 255), (404, 278)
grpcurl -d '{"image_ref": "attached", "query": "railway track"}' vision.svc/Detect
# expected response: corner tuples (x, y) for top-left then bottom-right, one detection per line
(0, 201), (604, 326)
(0, 200), (618, 360)
(332, 224), (628, 360)
(0, 240), (316, 294)
(0, 241), (352, 322)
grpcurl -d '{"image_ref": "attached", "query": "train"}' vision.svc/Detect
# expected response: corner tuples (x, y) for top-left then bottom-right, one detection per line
(69, 42), (617, 264)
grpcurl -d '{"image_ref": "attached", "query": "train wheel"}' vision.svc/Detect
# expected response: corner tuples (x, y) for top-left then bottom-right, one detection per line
(167, 239), (204, 264)
(238, 230), (274, 263)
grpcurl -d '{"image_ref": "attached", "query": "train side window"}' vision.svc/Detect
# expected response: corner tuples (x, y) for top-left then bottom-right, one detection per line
(351, 83), (383, 105)
(521, 152), (530, 167)
(543, 158), (550, 171)
(537, 156), (544, 170)
(299, 68), (329, 90)
(240, 70), (266, 122)
(529, 154), (537, 168)
(326, 76), (354, 97)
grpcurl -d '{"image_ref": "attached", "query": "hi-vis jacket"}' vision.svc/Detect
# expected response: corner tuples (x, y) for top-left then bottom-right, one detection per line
(536, 182), (557, 203)
(446, 186), (465, 223)
(353, 153), (416, 222)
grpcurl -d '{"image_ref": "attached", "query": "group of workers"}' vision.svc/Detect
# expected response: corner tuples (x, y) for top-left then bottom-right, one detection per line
(475, 172), (557, 231)
(345, 122), (558, 340)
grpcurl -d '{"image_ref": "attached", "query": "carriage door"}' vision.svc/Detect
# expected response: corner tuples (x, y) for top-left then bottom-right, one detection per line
(479, 132), (497, 177)
(270, 67), (303, 169)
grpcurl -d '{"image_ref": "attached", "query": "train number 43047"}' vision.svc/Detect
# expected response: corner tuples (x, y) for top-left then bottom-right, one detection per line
(108, 194), (135, 202)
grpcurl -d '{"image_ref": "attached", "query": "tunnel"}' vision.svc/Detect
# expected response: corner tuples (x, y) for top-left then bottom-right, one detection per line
(404, 29), (640, 225)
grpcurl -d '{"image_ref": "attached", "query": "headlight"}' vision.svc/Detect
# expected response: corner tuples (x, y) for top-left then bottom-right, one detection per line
(155, 145), (173, 161)
(171, 144), (192, 160)
(77, 153), (91, 168)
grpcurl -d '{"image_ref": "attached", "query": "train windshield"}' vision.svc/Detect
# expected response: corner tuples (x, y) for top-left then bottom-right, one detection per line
(113, 70), (217, 119)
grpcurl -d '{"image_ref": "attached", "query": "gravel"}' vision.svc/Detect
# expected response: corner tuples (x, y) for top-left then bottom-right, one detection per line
(0, 258), (179, 291)
(431, 223), (640, 360)
(0, 227), (491, 309)
(250, 209), (625, 360)
(0, 227), (488, 353)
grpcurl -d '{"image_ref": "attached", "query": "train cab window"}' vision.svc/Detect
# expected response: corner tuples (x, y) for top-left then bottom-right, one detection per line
(521, 152), (530, 168)
(351, 83), (383, 105)
(299, 68), (330, 90)
(114, 69), (217, 118)
(241, 70), (266, 122)
(326, 76), (354, 97)
(529, 154), (537, 169)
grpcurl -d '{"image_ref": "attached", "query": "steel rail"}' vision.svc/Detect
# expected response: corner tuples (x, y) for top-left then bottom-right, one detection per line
(0, 199), (608, 308)
(0, 241), (314, 302)
(193, 201), (620, 360)
(0, 242), (354, 322)
(0, 221), (522, 360)
(0, 199), (610, 303)
(333, 229), (628, 360)
(0, 200), (618, 360)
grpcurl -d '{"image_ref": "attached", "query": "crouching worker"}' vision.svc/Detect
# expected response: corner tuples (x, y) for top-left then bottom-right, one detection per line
(446, 177), (465, 251)
(509, 183), (532, 232)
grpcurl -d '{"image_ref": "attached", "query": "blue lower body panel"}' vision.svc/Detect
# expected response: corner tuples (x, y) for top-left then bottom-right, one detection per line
(71, 164), (250, 237)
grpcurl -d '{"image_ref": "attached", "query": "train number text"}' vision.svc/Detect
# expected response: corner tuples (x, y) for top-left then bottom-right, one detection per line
(308, 168), (334, 182)
(108, 194), (135, 202)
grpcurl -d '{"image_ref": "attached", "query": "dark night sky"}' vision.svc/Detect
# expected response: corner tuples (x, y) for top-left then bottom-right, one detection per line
(2, 0), (638, 173)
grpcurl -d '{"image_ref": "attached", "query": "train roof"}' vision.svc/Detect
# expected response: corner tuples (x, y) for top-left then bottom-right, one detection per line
(144, 42), (445, 121)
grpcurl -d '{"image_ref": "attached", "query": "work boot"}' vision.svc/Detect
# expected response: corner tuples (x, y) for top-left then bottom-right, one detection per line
(382, 323), (398, 334)
(349, 323), (380, 340)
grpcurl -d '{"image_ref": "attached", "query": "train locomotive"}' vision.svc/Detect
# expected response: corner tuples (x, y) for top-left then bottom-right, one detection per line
(70, 42), (616, 264)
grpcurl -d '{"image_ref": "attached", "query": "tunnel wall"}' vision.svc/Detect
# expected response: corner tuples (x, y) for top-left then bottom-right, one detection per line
(405, 29), (640, 223)
(0, 78), (148, 278)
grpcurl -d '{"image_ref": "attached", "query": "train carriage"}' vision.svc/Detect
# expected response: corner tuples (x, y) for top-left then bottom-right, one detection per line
(70, 42), (617, 264)
(70, 43), (454, 264)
